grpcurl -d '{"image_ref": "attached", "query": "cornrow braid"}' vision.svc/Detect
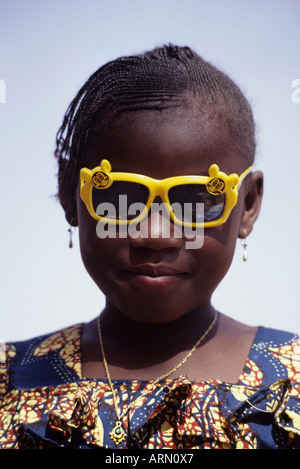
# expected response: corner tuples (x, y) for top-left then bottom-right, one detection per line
(54, 44), (256, 224)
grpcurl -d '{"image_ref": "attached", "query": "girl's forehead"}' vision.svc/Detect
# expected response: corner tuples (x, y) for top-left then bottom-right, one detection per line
(86, 105), (246, 177)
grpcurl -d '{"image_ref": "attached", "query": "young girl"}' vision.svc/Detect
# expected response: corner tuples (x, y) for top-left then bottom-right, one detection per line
(1, 45), (299, 450)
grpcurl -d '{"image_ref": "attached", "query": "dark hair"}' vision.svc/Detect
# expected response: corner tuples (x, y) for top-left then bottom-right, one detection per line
(54, 44), (256, 225)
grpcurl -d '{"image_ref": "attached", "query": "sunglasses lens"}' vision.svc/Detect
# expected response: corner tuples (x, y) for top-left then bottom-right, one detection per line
(92, 181), (149, 221)
(168, 184), (225, 223)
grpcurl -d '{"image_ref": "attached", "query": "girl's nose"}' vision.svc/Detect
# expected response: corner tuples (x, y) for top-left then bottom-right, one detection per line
(129, 199), (183, 250)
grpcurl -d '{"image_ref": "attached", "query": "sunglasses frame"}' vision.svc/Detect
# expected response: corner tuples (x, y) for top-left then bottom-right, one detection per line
(80, 159), (252, 228)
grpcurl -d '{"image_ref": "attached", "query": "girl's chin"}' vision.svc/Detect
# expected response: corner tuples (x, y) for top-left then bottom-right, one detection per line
(113, 302), (191, 325)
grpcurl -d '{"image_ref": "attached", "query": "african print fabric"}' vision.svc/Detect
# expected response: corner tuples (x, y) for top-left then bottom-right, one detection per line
(1, 324), (300, 449)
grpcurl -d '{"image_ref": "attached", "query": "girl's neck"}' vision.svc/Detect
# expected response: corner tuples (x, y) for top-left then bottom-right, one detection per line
(81, 303), (258, 383)
(100, 300), (216, 348)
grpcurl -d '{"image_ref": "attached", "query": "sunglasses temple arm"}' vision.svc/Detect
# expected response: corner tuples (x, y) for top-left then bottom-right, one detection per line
(237, 166), (253, 190)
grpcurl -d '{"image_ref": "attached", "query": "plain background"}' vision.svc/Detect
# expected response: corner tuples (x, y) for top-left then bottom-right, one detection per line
(1, 0), (299, 342)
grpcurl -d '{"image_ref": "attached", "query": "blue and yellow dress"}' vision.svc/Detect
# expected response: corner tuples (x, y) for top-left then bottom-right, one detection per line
(1, 323), (300, 449)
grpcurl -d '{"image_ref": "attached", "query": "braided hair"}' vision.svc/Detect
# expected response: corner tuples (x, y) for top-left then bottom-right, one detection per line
(54, 44), (256, 225)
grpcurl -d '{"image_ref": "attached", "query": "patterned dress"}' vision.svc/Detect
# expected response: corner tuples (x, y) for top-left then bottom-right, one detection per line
(1, 323), (300, 449)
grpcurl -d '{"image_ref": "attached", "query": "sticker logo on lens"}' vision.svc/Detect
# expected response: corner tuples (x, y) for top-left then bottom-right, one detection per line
(92, 171), (111, 189)
(206, 177), (225, 195)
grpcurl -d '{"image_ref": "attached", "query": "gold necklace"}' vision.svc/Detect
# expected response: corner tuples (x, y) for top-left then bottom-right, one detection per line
(97, 309), (218, 446)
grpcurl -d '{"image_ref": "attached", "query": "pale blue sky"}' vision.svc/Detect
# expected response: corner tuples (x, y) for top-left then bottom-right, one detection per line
(1, 0), (299, 341)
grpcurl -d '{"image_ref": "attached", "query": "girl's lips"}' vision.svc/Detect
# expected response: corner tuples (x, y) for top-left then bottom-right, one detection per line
(120, 265), (188, 288)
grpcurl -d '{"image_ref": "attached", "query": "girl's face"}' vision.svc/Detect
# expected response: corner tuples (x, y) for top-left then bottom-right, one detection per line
(76, 102), (262, 324)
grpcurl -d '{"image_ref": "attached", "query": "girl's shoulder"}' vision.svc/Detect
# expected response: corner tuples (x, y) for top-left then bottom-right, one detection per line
(251, 324), (300, 359)
(239, 324), (300, 387)
(1, 324), (83, 393)
(255, 324), (300, 342)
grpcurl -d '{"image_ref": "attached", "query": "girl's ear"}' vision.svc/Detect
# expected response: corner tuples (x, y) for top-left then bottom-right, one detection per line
(238, 170), (263, 238)
(65, 194), (78, 227)
(58, 159), (79, 227)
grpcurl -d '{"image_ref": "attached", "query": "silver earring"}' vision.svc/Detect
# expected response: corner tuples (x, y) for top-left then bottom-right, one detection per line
(241, 229), (248, 262)
(68, 227), (74, 249)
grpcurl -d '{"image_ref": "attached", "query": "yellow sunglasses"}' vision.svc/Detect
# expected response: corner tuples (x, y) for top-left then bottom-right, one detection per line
(80, 160), (252, 228)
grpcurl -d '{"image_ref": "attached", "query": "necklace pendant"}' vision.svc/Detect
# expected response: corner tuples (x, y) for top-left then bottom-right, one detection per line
(110, 421), (126, 445)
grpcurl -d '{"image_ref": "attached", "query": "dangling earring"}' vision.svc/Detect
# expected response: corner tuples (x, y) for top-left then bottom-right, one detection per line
(241, 229), (248, 262)
(68, 227), (74, 249)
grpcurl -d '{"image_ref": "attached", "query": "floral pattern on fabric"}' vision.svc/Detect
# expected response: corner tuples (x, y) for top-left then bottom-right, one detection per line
(1, 324), (300, 449)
